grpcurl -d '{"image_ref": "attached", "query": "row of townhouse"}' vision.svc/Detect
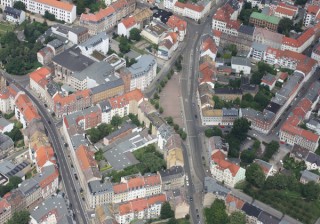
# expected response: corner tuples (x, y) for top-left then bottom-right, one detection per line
(30, 53), (157, 117)
(211, 4), (320, 54)
(0, 86), (60, 223)
(115, 194), (166, 224)
(241, 70), (308, 134)
(279, 81), (320, 151)
(0, 0), (76, 23)
(80, 0), (136, 35)
(164, 0), (211, 21)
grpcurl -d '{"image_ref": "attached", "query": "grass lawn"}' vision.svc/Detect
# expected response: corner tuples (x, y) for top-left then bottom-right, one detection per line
(0, 22), (14, 34)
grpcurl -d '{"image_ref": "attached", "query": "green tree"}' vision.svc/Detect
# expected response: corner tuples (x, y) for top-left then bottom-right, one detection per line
(44, 11), (55, 21)
(119, 36), (131, 53)
(295, 0), (307, 5)
(165, 117), (174, 125)
(128, 113), (140, 126)
(13, 1), (26, 10)
(129, 28), (141, 41)
(111, 115), (123, 127)
(7, 210), (30, 224)
(278, 18), (293, 36)
(160, 202), (174, 219)
(230, 118), (251, 142)
(167, 218), (178, 224)
(204, 199), (228, 224)
(229, 211), (246, 224)
(301, 181), (320, 200)
(8, 176), (22, 189)
(94, 149), (104, 161)
(240, 150), (256, 164)
(262, 141), (279, 162)
(246, 163), (265, 188)
(205, 127), (222, 138)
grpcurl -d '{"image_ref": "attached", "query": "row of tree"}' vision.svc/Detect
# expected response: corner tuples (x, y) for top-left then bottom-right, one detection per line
(205, 199), (246, 224)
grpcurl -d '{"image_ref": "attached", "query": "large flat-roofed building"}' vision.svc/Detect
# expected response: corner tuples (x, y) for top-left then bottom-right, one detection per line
(68, 61), (115, 90)
(17, 0), (76, 23)
(52, 46), (95, 82)
(249, 12), (280, 32)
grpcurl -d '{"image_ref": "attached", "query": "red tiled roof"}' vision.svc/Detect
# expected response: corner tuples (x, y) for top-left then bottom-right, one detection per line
(0, 199), (10, 213)
(36, 0), (74, 11)
(29, 67), (51, 88)
(199, 62), (216, 84)
(127, 176), (145, 189)
(282, 121), (320, 142)
(279, 72), (288, 81)
(174, 2), (185, 9)
(212, 29), (222, 37)
(306, 5), (320, 15)
(113, 183), (128, 194)
(166, 15), (187, 31)
(144, 174), (161, 186)
(225, 193), (244, 209)
(108, 89), (144, 109)
(76, 145), (97, 170)
(201, 36), (217, 54)
(53, 89), (91, 106)
(35, 146), (56, 168)
(282, 28), (315, 48)
(275, 6), (296, 16)
(15, 94), (40, 123)
(121, 17), (136, 29)
(185, 3), (204, 12)
(80, 6), (115, 22)
(213, 4), (234, 22)
(39, 167), (59, 189)
(211, 150), (240, 176)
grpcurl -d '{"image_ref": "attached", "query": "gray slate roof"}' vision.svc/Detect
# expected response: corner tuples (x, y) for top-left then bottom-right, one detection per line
(71, 61), (115, 85)
(300, 170), (320, 182)
(159, 166), (184, 182)
(30, 195), (73, 224)
(0, 133), (13, 151)
(306, 152), (320, 166)
(88, 180), (113, 195)
(52, 46), (94, 72)
(231, 56), (251, 67)
(204, 177), (230, 196)
(128, 55), (156, 79)
(79, 32), (108, 49)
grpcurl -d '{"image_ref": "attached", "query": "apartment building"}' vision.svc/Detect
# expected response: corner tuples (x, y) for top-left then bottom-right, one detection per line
(210, 150), (245, 187)
(18, 0), (76, 23)
(253, 27), (284, 49)
(212, 3), (240, 36)
(33, 165), (59, 199)
(115, 194), (166, 224)
(53, 89), (92, 117)
(158, 166), (185, 190)
(117, 16), (139, 38)
(80, 7), (117, 35)
(91, 80), (125, 105)
(50, 24), (89, 44)
(29, 67), (51, 101)
(279, 82), (320, 151)
(14, 93), (41, 128)
(127, 55), (157, 91)
(281, 28), (315, 53)
(63, 105), (102, 136)
(0, 199), (11, 224)
(158, 32), (179, 60)
(304, 5), (320, 26)
(78, 32), (109, 57)
(173, 0), (211, 21)
(87, 180), (114, 208)
(166, 15), (187, 41)
(3, 6), (25, 24)
(274, 3), (298, 19)
(112, 173), (162, 204)
(249, 12), (280, 32)
(0, 85), (19, 114)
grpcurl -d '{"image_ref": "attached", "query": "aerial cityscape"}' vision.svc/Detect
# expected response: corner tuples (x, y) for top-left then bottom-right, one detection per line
(0, 0), (318, 223)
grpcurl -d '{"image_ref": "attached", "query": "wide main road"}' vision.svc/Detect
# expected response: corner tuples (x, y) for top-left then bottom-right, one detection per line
(3, 74), (88, 224)
(179, 1), (227, 224)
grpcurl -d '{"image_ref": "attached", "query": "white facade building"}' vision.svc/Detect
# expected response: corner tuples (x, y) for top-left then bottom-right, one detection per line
(78, 32), (109, 57)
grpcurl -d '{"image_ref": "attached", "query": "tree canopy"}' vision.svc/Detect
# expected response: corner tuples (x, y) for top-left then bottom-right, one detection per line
(119, 36), (131, 53)
(129, 28), (141, 41)
(246, 163), (265, 188)
(13, 1), (25, 10)
(205, 127), (222, 138)
(0, 176), (22, 197)
(160, 202), (174, 219)
(7, 210), (30, 224)
(229, 211), (246, 224)
(205, 199), (228, 224)
(278, 18), (293, 36)
(262, 141), (279, 162)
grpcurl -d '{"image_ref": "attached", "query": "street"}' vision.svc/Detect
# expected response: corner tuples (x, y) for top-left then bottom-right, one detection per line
(2, 73), (89, 224)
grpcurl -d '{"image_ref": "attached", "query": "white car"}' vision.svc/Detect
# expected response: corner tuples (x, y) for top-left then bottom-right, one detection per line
(186, 181), (189, 186)
(186, 176), (189, 181)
